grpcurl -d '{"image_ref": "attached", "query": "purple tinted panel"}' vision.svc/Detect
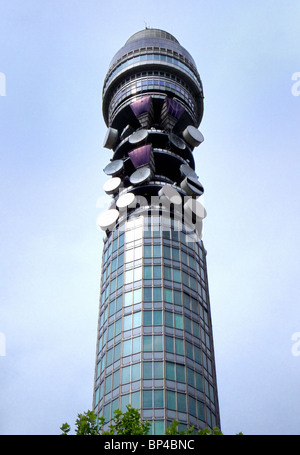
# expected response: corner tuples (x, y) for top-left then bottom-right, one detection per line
(130, 96), (152, 116)
(165, 97), (185, 119)
(129, 144), (152, 168)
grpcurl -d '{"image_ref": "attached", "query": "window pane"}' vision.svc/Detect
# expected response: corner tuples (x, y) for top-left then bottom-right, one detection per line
(124, 291), (132, 306)
(132, 362), (141, 381)
(164, 267), (171, 280)
(123, 339), (131, 357)
(153, 245), (161, 257)
(132, 336), (141, 354)
(144, 266), (152, 279)
(154, 361), (163, 379)
(167, 391), (176, 410)
(166, 336), (173, 353)
(125, 269), (134, 284)
(123, 314), (132, 331)
(144, 311), (152, 326)
(165, 311), (173, 327)
(175, 338), (184, 355)
(122, 366), (130, 384)
(197, 401), (205, 420)
(154, 335), (162, 351)
(174, 314), (183, 329)
(173, 269), (181, 283)
(144, 288), (152, 301)
(166, 362), (175, 380)
(177, 392), (186, 412)
(113, 369), (120, 389)
(154, 390), (164, 408)
(176, 364), (185, 382)
(143, 362), (152, 379)
(153, 310), (162, 325)
(143, 390), (152, 409)
(153, 265), (161, 279)
(143, 335), (152, 351)
(131, 391), (140, 409)
(133, 311), (141, 328)
(133, 288), (142, 304)
(153, 287), (162, 301)
(135, 267), (142, 281)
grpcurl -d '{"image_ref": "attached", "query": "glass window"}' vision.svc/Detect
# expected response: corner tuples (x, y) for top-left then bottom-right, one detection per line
(153, 287), (162, 301)
(131, 390), (140, 409)
(197, 401), (205, 420)
(144, 266), (152, 279)
(165, 311), (173, 327)
(135, 267), (142, 281)
(115, 318), (122, 336)
(167, 391), (176, 410)
(133, 288), (142, 304)
(123, 339), (131, 357)
(166, 336), (173, 353)
(154, 421), (165, 435)
(177, 392), (186, 412)
(122, 365), (130, 384)
(143, 335), (152, 351)
(143, 362), (152, 379)
(114, 343), (121, 361)
(124, 291), (132, 307)
(113, 369), (120, 389)
(125, 269), (134, 284)
(144, 311), (152, 326)
(105, 374), (112, 393)
(123, 314), (132, 331)
(173, 268), (181, 283)
(121, 394), (130, 412)
(174, 313), (183, 329)
(164, 288), (173, 303)
(175, 338), (184, 355)
(154, 390), (164, 408)
(153, 310), (162, 325)
(132, 336), (141, 354)
(144, 287), (152, 301)
(132, 362), (141, 381)
(133, 311), (141, 328)
(187, 368), (194, 387)
(176, 364), (185, 382)
(164, 266), (172, 281)
(189, 396), (197, 417)
(154, 361), (163, 378)
(153, 265), (161, 279)
(166, 362), (175, 380)
(143, 390), (152, 409)
(154, 335), (163, 351)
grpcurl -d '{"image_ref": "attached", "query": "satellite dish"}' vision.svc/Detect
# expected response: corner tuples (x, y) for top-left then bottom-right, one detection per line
(97, 209), (119, 231)
(103, 159), (123, 176)
(182, 126), (204, 147)
(103, 127), (119, 149)
(180, 163), (198, 179)
(158, 185), (182, 206)
(129, 166), (151, 185)
(169, 133), (186, 150)
(129, 129), (148, 144)
(103, 177), (121, 195)
(116, 192), (136, 210)
(180, 175), (204, 197)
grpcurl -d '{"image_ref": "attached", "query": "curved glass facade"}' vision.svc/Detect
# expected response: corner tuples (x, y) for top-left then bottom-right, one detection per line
(94, 213), (219, 434)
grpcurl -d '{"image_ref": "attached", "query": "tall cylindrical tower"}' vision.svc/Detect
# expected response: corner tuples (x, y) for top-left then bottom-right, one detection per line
(93, 28), (220, 434)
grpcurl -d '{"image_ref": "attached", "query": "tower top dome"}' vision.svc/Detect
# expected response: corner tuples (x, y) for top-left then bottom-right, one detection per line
(125, 28), (179, 45)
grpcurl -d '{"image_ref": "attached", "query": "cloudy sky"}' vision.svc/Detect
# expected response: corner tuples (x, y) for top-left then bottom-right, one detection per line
(1, 0), (300, 435)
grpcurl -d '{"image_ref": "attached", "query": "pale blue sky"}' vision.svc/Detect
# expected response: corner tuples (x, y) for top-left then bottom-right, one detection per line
(0, 0), (300, 434)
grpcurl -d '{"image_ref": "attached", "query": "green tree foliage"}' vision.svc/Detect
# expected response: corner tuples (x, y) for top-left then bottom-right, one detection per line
(60, 406), (229, 436)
